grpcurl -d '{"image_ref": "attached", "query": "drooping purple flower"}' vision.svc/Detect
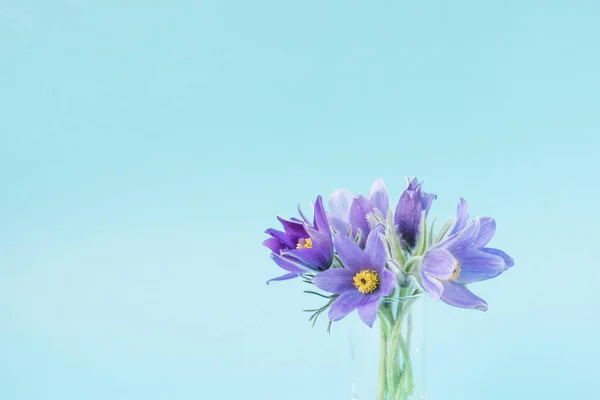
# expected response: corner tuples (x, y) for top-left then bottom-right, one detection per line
(394, 177), (437, 250)
(312, 225), (396, 327)
(418, 198), (514, 311)
(327, 178), (389, 248)
(263, 195), (334, 284)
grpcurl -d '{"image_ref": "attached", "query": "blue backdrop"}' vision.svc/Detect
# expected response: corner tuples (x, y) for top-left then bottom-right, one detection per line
(1, 1), (598, 399)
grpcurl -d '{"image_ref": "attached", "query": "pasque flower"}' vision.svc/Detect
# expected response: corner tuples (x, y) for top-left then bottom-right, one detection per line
(327, 178), (389, 248)
(263, 195), (334, 283)
(312, 225), (396, 327)
(394, 178), (437, 250)
(417, 198), (514, 311)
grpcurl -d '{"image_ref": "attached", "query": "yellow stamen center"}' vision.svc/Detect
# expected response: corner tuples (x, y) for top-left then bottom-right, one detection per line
(296, 238), (313, 249)
(449, 261), (461, 282)
(353, 270), (379, 294)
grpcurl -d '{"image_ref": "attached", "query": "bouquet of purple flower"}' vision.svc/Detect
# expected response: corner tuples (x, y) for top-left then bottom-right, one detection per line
(263, 178), (514, 399)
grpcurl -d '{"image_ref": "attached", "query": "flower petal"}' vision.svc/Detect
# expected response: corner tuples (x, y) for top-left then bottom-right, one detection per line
(266, 272), (301, 284)
(447, 217), (481, 252)
(481, 247), (515, 269)
(394, 190), (422, 249)
(312, 195), (330, 233)
(277, 216), (308, 240)
(421, 192), (437, 215)
(379, 269), (397, 296)
(262, 237), (285, 254)
(328, 189), (354, 221)
(365, 225), (387, 274)
(329, 216), (351, 236)
(420, 271), (444, 301)
(312, 268), (356, 294)
(450, 198), (469, 235)
(349, 195), (374, 248)
(265, 228), (296, 249)
(422, 248), (455, 281)
(297, 203), (311, 224)
(333, 234), (368, 273)
(309, 225), (334, 268)
(328, 289), (365, 321)
(282, 235), (332, 272)
(407, 177), (419, 191)
(440, 281), (488, 311)
(453, 248), (506, 284)
(472, 217), (496, 248)
(368, 178), (389, 216)
(358, 299), (380, 328)
(270, 252), (307, 273)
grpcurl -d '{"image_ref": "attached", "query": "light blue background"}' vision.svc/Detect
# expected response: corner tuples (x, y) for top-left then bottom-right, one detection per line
(1, 1), (598, 399)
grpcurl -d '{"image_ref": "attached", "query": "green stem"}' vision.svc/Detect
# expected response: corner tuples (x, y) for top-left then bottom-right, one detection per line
(394, 330), (412, 400)
(386, 315), (402, 397)
(376, 310), (390, 400)
(378, 306), (395, 397)
(406, 311), (414, 395)
(387, 296), (416, 399)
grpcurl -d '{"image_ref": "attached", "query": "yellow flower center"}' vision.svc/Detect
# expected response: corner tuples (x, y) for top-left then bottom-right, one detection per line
(449, 261), (461, 282)
(296, 237), (313, 249)
(353, 270), (379, 294)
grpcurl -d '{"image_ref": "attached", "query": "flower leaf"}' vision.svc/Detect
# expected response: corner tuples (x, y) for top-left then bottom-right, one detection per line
(434, 217), (456, 244)
(366, 213), (379, 230)
(303, 290), (335, 299)
(428, 216), (437, 247)
(414, 211), (428, 256)
(385, 207), (406, 267)
(404, 255), (423, 275)
(354, 229), (363, 244)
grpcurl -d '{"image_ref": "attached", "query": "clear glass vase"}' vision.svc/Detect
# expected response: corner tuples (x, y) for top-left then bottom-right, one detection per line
(350, 293), (426, 400)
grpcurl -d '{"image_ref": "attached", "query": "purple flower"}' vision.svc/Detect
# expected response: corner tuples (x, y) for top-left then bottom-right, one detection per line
(418, 199), (514, 311)
(327, 178), (389, 248)
(312, 226), (396, 327)
(263, 195), (334, 284)
(394, 177), (437, 250)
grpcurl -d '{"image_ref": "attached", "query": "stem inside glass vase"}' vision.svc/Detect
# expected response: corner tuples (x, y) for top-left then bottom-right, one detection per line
(351, 287), (424, 400)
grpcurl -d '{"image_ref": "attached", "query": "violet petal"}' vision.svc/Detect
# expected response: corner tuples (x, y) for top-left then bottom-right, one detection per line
(328, 189), (354, 221)
(379, 269), (397, 296)
(421, 271), (444, 301)
(329, 216), (351, 237)
(453, 248), (506, 284)
(297, 203), (310, 224)
(447, 217), (481, 253)
(358, 299), (380, 328)
(440, 281), (488, 311)
(481, 247), (515, 269)
(266, 272), (301, 284)
(328, 289), (365, 321)
(262, 237), (285, 254)
(368, 178), (389, 216)
(394, 190), (422, 249)
(277, 216), (309, 240)
(312, 195), (330, 233)
(282, 246), (330, 272)
(365, 225), (387, 274)
(472, 217), (496, 248)
(265, 228), (296, 250)
(312, 268), (356, 294)
(422, 248), (455, 281)
(349, 195), (374, 248)
(421, 192), (437, 215)
(450, 198), (469, 235)
(333, 234), (369, 274)
(270, 253), (307, 274)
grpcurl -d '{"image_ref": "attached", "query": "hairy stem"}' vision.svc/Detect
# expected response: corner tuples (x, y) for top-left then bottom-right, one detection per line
(376, 310), (390, 400)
